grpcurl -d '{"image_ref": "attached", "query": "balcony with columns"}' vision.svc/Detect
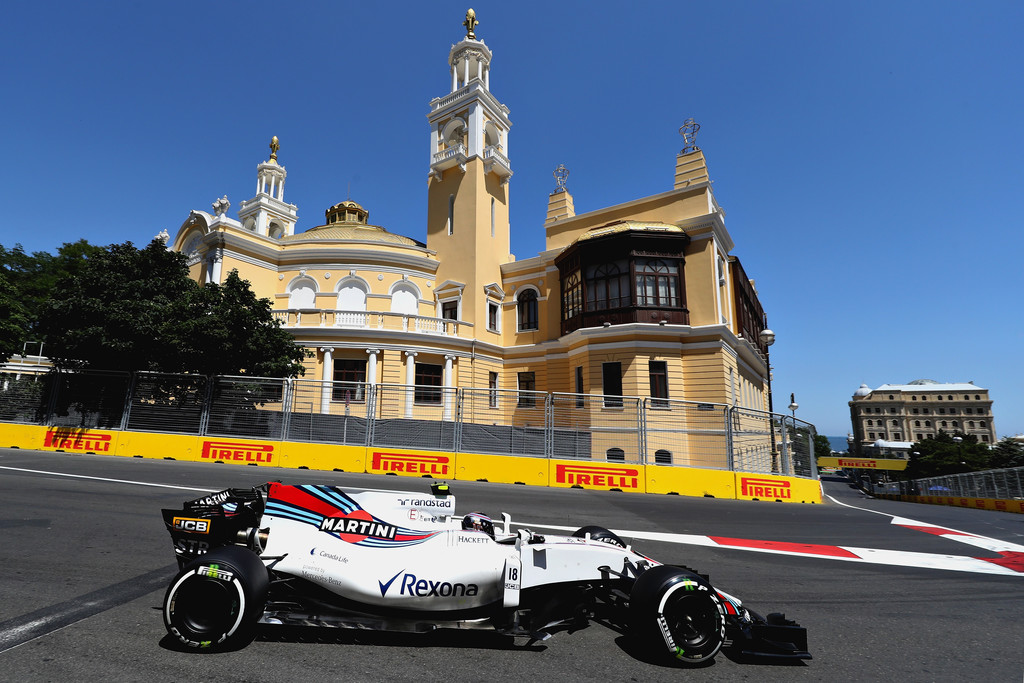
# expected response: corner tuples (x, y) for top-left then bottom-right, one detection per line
(272, 309), (473, 338)
(483, 145), (512, 179)
(431, 142), (468, 176)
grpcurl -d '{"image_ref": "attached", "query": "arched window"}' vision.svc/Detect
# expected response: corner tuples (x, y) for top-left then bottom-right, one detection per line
(517, 288), (538, 331)
(561, 271), (582, 320)
(268, 221), (284, 239)
(288, 278), (317, 309)
(336, 279), (368, 327)
(585, 261), (629, 311)
(654, 449), (672, 465)
(606, 448), (625, 462)
(635, 258), (679, 307)
(390, 282), (419, 315)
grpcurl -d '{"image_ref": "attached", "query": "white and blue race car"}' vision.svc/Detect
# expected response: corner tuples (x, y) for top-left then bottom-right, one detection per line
(161, 482), (810, 665)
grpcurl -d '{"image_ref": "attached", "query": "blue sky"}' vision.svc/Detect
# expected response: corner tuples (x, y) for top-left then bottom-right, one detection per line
(2, 1), (1021, 438)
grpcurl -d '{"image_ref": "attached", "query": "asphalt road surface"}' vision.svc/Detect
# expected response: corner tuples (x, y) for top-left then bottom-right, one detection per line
(1, 449), (1022, 681)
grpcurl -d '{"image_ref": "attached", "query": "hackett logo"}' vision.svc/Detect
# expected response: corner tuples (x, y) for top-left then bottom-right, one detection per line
(555, 464), (639, 489)
(43, 429), (112, 452)
(371, 452), (450, 476)
(740, 477), (792, 499)
(838, 459), (877, 468)
(201, 441), (274, 463)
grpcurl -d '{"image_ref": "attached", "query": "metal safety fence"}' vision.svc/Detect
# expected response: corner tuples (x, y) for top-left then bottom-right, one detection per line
(0, 369), (819, 478)
(874, 466), (1024, 500)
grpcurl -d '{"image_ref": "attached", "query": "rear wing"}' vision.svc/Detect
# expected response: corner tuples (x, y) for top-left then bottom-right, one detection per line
(161, 485), (267, 566)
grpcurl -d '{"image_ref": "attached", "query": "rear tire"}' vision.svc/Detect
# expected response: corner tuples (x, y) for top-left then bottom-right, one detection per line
(572, 525), (626, 548)
(630, 565), (726, 665)
(163, 546), (269, 650)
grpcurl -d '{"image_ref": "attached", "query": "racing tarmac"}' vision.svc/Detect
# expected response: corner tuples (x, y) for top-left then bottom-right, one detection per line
(1, 448), (1022, 681)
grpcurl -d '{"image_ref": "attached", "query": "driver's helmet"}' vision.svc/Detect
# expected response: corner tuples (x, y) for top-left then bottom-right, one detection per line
(462, 512), (494, 539)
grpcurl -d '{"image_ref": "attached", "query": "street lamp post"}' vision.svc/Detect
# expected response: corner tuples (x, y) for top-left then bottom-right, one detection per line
(758, 328), (776, 467)
(788, 393), (799, 419)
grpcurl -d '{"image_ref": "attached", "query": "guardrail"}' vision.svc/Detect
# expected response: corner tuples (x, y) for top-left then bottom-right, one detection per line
(0, 369), (819, 478)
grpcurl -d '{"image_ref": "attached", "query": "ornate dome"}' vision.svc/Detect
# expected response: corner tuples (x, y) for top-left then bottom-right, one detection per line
(853, 383), (872, 397)
(280, 200), (424, 247)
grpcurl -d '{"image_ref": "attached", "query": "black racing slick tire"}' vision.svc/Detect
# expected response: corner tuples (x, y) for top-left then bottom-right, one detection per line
(163, 545), (269, 650)
(572, 525), (626, 548)
(629, 565), (726, 665)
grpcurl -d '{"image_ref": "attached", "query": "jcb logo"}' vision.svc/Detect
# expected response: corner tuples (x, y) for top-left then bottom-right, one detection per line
(173, 517), (210, 534)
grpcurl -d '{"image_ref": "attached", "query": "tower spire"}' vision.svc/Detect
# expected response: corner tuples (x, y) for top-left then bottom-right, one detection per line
(463, 8), (478, 39)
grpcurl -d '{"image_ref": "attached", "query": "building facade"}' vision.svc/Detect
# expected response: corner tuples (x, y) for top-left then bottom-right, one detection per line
(169, 12), (773, 449)
(848, 379), (997, 456)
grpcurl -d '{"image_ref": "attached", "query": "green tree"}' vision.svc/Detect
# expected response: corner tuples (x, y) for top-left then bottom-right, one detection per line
(989, 438), (1024, 469)
(813, 433), (834, 459)
(0, 270), (32, 363)
(905, 430), (992, 479)
(37, 239), (308, 377)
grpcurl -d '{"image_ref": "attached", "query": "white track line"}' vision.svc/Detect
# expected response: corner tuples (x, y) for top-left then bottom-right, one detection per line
(0, 465), (217, 493)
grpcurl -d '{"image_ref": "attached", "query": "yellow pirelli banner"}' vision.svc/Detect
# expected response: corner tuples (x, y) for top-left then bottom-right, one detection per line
(547, 460), (647, 493)
(194, 436), (281, 467)
(0, 423), (46, 450)
(116, 431), (198, 460)
(278, 442), (364, 472)
(37, 427), (120, 456)
(734, 472), (822, 504)
(365, 448), (455, 479)
(818, 456), (908, 471)
(645, 464), (736, 498)
(455, 451), (548, 486)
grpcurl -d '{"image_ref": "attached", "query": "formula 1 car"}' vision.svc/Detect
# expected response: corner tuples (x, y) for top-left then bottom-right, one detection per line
(160, 482), (810, 665)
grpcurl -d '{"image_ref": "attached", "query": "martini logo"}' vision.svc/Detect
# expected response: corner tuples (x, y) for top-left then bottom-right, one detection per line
(201, 440), (274, 464)
(173, 517), (210, 534)
(371, 452), (450, 476)
(555, 464), (639, 489)
(740, 477), (792, 499)
(43, 429), (112, 453)
(319, 510), (397, 543)
(838, 459), (878, 468)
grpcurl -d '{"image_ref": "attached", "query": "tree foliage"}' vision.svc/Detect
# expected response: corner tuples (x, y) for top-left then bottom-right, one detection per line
(905, 430), (996, 479)
(813, 433), (834, 458)
(0, 270), (32, 363)
(36, 239), (308, 377)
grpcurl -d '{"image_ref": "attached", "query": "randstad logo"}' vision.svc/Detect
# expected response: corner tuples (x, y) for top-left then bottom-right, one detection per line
(378, 569), (479, 598)
(739, 477), (792, 499)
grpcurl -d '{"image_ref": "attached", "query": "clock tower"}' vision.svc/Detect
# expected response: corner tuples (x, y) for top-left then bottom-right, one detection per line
(427, 9), (513, 333)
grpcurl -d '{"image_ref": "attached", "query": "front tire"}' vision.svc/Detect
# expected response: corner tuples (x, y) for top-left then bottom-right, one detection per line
(572, 525), (626, 548)
(163, 545), (269, 650)
(630, 565), (726, 665)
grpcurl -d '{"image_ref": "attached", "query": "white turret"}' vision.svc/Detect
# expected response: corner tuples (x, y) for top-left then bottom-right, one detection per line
(237, 136), (299, 238)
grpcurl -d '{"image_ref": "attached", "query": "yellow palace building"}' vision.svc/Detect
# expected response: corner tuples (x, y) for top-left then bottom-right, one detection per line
(168, 11), (775, 470)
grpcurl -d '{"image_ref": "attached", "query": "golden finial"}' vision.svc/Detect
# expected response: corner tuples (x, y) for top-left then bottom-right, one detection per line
(463, 9), (478, 39)
(269, 135), (280, 163)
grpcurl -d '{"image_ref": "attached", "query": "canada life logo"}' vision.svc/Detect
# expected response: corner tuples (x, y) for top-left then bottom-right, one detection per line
(740, 477), (792, 499)
(200, 441), (274, 464)
(43, 429), (112, 453)
(371, 452), (450, 476)
(555, 464), (639, 489)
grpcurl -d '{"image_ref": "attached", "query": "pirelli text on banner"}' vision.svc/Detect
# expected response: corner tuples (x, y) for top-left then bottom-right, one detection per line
(201, 441), (275, 464)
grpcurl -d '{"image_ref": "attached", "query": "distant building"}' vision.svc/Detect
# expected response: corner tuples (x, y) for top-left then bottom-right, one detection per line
(848, 379), (996, 456)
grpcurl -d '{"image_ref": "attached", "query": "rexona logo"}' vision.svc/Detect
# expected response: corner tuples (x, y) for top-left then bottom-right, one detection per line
(838, 459), (878, 468)
(43, 429), (112, 452)
(200, 440), (274, 464)
(172, 517), (210, 534)
(555, 464), (639, 489)
(740, 477), (792, 499)
(319, 510), (397, 543)
(378, 569), (479, 598)
(371, 452), (450, 476)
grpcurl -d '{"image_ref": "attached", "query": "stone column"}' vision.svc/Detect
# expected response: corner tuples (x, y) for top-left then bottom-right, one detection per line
(404, 351), (418, 418)
(443, 354), (455, 421)
(366, 348), (379, 386)
(320, 347), (334, 414)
